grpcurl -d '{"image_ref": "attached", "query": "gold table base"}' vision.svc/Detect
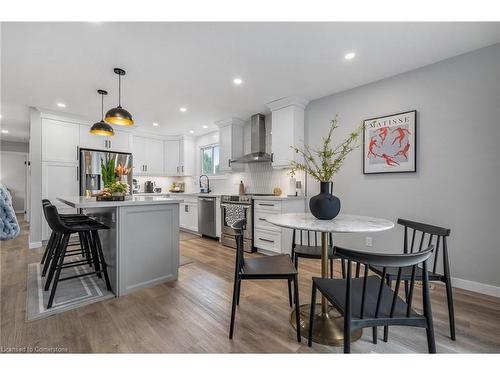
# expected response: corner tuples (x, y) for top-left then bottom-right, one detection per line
(291, 303), (362, 346)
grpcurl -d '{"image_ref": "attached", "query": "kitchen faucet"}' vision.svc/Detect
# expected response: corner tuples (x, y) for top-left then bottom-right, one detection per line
(199, 174), (211, 193)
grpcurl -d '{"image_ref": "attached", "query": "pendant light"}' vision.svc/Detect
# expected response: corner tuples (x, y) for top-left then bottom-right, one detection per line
(105, 68), (134, 126)
(90, 90), (115, 136)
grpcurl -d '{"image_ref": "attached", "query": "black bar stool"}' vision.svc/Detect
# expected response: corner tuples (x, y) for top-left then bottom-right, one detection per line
(43, 203), (112, 308)
(41, 200), (96, 276)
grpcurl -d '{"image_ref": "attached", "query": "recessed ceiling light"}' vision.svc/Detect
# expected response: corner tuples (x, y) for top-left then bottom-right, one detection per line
(1, 129), (9, 134)
(179, 107), (187, 112)
(233, 78), (243, 85)
(202, 125), (208, 129)
(56, 102), (66, 108)
(344, 52), (356, 60)
(153, 122), (159, 127)
(189, 130), (194, 134)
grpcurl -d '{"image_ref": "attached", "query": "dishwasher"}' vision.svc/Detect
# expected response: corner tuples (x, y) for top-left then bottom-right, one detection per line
(198, 196), (217, 238)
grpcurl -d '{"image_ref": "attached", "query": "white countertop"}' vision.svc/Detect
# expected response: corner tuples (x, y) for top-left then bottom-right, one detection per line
(265, 213), (394, 233)
(252, 195), (306, 201)
(57, 196), (183, 208)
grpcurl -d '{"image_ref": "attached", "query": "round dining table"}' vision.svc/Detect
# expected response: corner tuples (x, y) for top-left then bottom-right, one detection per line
(265, 212), (394, 346)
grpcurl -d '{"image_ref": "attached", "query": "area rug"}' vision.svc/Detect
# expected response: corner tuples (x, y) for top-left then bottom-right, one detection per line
(26, 260), (114, 321)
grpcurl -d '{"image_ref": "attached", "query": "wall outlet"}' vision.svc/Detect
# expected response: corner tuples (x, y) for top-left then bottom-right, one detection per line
(365, 237), (373, 247)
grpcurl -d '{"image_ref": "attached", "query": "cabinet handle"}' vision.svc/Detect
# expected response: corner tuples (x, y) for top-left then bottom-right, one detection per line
(177, 166), (179, 173)
(258, 237), (275, 243)
(258, 218), (266, 221)
(77, 166), (79, 181)
(258, 203), (275, 207)
(181, 165), (184, 172)
(109, 140), (111, 149)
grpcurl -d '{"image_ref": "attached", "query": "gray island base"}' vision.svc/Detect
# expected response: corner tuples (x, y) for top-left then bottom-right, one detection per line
(57, 196), (183, 296)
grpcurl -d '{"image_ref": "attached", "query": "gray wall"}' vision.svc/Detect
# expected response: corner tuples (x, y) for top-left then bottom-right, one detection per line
(1, 140), (29, 153)
(305, 44), (500, 292)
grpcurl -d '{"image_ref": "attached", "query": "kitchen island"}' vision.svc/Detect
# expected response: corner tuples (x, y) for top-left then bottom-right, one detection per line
(57, 196), (183, 296)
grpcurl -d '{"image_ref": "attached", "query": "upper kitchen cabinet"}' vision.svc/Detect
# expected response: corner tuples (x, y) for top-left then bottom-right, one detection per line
(216, 118), (244, 172)
(79, 125), (132, 153)
(132, 135), (165, 175)
(42, 118), (79, 163)
(164, 136), (195, 176)
(266, 96), (309, 169)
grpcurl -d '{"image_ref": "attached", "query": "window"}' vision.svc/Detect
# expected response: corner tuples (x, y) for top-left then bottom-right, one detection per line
(201, 145), (220, 175)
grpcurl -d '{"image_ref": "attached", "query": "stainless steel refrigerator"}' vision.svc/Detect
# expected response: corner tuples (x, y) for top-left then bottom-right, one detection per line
(79, 148), (133, 197)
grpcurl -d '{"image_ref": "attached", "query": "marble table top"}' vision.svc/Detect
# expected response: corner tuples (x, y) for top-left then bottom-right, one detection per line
(265, 212), (394, 233)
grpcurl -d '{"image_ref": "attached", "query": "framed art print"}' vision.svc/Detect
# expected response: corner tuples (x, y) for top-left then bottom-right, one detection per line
(363, 110), (417, 174)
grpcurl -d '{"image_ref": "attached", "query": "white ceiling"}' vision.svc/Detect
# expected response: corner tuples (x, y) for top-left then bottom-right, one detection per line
(1, 22), (499, 142)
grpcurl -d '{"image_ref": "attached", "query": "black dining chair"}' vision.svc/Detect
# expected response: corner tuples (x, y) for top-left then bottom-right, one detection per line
(308, 245), (436, 353)
(369, 218), (455, 341)
(229, 218), (301, 342)
(291, 229), (345, 278)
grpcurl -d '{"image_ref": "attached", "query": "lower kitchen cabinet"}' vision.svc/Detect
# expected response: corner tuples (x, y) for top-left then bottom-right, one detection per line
(179, 197), (198, 232)
(253, 198), (305, 255)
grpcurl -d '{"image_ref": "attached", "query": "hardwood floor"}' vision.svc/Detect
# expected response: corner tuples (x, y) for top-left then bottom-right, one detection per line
(1, 219), (499, 353)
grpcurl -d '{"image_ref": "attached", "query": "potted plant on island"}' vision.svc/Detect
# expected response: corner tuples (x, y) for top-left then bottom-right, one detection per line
(97, 158), (129, 200)
(290, 116), (362, 220)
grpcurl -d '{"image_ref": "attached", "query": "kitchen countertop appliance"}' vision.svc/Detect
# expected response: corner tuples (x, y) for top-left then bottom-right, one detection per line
(79, 148), (133, 197)
(198, 196), (217, 238)
(145, 181), (154, 193)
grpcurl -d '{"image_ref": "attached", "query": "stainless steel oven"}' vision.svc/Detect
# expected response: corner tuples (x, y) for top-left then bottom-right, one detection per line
(220, 195), (255, 253)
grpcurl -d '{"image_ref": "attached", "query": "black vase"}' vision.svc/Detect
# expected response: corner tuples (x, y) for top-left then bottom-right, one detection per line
(309, 181), (341, 220)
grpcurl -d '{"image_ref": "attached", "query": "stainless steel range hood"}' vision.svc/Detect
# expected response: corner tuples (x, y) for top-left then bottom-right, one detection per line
(230, 113), (273, 164)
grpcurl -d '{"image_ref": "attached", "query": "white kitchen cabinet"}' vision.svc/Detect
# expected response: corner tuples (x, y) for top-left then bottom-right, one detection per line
(253, 198), (306, 255)
(164, 139), (180, 175)
(80, 125), (132, 153)
(216, 118), (244, 172)
(41, 162), (79, 240)
(179, 137), (195, 176)
(42, 118), (79, 163)
(146, 138), (165, 175)
(132, 136), (164, 175)
(79, 125), (106, 150)
(107, 130), (132, 153)
(164, 137), (195, 176)
(179, 197), (198, 232)
(266, 96), (309, 169)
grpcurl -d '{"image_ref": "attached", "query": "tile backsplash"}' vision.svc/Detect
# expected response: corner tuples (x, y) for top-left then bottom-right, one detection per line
(135, 164), (305, 196)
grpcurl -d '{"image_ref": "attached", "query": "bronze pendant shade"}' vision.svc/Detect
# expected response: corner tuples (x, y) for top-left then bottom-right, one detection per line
(105, 68), (134, 126)
(90, 89), (115, 136)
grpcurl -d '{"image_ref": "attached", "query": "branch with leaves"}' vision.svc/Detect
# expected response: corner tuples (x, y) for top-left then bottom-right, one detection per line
(290, 116), (363, 182)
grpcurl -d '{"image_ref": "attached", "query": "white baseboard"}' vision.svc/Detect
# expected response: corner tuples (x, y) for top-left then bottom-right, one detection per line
(452, 277), (500, 297)
(29, 241), (42, 249)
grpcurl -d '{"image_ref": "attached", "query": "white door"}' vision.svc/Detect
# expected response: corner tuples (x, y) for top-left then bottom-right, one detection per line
(164, 140), (180, 176)
(146, 138), (165, 175)
(42, 118), (79, 163)
(0, 152), (27, 213)
(108, 131), (132, 153)
(79, 125), (106, 150)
